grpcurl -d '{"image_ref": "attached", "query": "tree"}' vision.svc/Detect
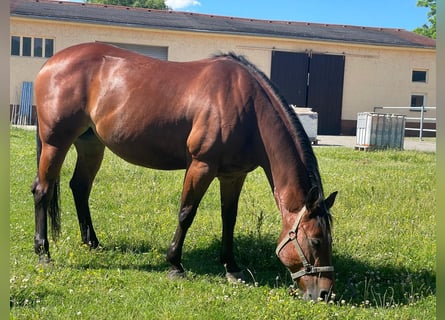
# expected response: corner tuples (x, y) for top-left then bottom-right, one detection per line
(86, 0), (169, 10)
(413, 0), (436, 39)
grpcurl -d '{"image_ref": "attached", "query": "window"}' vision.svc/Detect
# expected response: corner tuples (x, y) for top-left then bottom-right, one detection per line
(34, 38), (43, 57)
(412, 70), (427, 83)
(45, 39), (54, 58)
(22, 37), (32, 56)
(410, 94), (426, 111)
(11, 36), (20, 55)
(10, 36), (54, 58)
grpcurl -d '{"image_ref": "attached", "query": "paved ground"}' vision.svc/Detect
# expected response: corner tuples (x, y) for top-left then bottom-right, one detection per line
(13, 126), (436, 153)
(315, 135), (436, 152)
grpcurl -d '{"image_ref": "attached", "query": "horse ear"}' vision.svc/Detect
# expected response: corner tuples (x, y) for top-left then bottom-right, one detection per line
(325, 191), (338, 209)
(305, 186), (320, 211)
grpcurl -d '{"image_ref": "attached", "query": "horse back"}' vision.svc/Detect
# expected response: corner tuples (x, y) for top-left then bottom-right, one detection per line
(35, 42), (261, 172)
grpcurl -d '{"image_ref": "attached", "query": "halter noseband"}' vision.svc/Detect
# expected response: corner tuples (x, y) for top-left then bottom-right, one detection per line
(275, 206), (334, 282)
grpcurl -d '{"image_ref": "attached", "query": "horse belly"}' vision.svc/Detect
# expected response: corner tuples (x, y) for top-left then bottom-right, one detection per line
(97, 128), (189, 170)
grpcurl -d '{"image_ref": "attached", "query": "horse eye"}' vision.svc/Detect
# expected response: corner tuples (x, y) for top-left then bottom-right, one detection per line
(309, 238), (322, 248)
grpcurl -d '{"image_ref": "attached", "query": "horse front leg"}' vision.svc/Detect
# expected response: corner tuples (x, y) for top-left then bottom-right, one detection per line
(166, 204), (197, 278)
(219, 174), (246, 282)
(166, 160), (216, 278)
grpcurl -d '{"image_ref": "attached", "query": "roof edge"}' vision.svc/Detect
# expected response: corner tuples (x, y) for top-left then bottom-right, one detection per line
(10, 0), (436, 49)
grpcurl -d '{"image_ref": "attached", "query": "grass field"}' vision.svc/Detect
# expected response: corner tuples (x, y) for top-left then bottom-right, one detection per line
(10, 127), (435, 319)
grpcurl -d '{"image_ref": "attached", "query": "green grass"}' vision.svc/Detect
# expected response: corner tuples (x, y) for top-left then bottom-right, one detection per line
(10, 127), (435, 319)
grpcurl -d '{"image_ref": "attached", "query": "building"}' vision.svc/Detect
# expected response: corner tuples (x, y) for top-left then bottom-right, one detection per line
(10, 0), (436, 135)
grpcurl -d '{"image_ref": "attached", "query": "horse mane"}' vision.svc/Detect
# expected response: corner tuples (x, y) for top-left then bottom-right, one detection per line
(214, 52), (332, 230)
(214, 53), (322, 190)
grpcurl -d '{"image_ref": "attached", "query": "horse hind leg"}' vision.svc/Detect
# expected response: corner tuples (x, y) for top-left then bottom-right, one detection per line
(32, 142), (70, 263)
(70, 129), (105, 249)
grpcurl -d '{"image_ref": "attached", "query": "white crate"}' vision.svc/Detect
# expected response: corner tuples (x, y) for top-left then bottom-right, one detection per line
(356, 112), (405, 150)
(291, 107), (318, 143)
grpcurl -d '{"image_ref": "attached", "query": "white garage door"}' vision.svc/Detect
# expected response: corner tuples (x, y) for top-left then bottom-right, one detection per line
(105, 42), (168, 60)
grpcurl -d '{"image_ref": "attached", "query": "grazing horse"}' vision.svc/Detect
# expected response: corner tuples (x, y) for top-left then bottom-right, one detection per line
(32, 42), (337, 301)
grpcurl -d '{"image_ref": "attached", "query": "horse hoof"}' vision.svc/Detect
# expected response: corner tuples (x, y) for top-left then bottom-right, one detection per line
(225, 270), (246, 283)
(87, 243), (102, 251)
(88, 240), (100, 249)
(38, 254), (51, 265)
(168, 269), (186, 280)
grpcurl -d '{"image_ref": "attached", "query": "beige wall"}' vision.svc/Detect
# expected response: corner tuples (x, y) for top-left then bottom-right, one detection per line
(10, 17), (436, 122)
(341, 46), (436, 119)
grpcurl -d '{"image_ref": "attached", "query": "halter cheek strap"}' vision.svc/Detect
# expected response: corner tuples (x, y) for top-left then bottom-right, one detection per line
(275, 206), (334, 282)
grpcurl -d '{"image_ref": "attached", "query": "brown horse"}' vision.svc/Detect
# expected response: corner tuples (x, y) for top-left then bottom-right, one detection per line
(32, 42), (337, 301)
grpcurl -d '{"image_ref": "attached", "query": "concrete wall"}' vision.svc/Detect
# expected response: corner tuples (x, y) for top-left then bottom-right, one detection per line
(10, 17), (436, 132)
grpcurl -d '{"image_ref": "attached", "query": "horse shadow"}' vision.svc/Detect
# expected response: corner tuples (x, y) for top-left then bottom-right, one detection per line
(71, 234), (435, 305)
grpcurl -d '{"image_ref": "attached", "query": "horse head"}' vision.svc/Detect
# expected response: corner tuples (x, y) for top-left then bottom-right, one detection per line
(276, 187), (337, 302)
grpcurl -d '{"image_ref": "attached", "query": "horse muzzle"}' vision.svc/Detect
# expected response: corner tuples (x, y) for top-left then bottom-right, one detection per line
(292, 273), (334, 302)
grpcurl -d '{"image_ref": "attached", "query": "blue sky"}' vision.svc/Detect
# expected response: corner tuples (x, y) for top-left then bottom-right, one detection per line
(69, 0), (429, 31)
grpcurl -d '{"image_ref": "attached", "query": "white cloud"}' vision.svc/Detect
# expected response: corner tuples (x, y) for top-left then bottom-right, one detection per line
(165, 0), (201, 10)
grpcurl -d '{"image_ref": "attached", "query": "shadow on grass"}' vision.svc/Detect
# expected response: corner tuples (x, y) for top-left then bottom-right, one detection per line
(332, 252), (435, 305)
(70, 234), (435, 305)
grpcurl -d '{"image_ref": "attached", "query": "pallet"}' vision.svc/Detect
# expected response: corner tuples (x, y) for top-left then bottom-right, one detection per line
(354, 145), (374, 151)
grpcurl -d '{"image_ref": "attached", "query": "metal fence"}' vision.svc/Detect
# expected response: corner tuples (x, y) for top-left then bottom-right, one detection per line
(10, 81), (34, 125)
(373, 106), (436, 140)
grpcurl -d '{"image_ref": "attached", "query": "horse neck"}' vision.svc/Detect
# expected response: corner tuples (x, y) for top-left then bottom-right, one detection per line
(225, 54), (319, 213)
(255, 97), (313, 213)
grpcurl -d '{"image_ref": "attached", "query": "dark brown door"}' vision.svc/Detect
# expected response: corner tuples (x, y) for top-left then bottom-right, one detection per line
(270, 51), (309, 107)
(307, 54), (345, 135)
(270, 51), (345, 135)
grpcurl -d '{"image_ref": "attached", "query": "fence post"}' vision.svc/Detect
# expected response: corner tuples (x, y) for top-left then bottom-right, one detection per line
(420, 105), (425, 141)
(370, 106), (435, 140)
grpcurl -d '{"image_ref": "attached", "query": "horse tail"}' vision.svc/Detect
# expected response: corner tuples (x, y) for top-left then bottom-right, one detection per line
(48, 178), (61, 241)
(35, 118), (61, 241)
(36, 117), (41, 168)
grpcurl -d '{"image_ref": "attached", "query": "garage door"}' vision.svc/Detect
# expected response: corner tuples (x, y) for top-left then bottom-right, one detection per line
(271, 51), (345, 135)
(105, 42), (168, 60)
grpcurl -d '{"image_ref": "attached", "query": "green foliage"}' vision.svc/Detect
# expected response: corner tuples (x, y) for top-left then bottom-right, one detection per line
(10, 127), (435, 319)
(86, 0), (169, 10)
(413, 0), (436, 39)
